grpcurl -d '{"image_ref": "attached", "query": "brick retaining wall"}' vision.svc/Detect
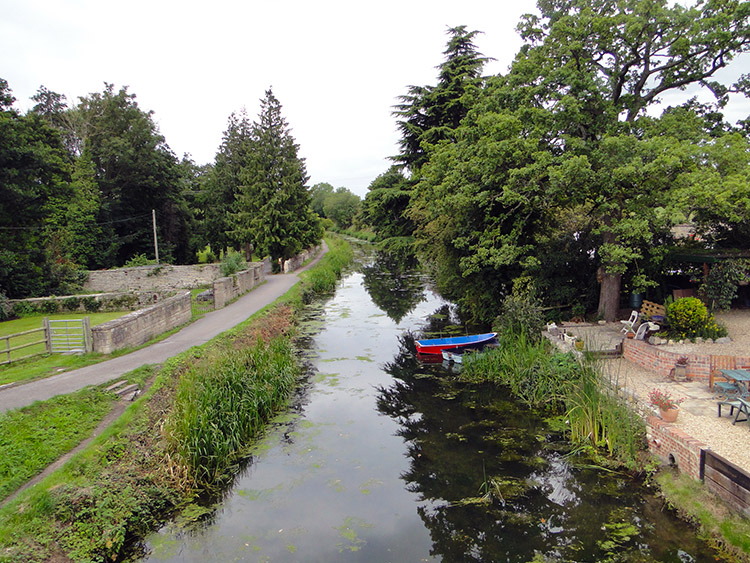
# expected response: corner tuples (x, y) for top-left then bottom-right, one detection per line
(91, 291), (191, 354)
(647, 416), (705, 480)
(623, 339), (750, 382)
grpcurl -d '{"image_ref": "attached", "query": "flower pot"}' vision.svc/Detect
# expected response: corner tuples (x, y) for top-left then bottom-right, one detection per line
(660, 406), (679, 422)
(674, 365), (688, 382)
(626, 331), (635, 339)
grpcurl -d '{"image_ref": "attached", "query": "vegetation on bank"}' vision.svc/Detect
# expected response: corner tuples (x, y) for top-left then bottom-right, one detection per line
(0, 236), (353, 563)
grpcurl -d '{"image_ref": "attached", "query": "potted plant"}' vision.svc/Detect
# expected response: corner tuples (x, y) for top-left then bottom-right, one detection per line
(648, 388), (684, 422)
(574, 337), (584, 351)
(673, 356), (688, 381)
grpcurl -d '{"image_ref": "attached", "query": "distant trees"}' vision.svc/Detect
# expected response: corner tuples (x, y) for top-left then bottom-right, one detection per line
(310, 182), (361, 230)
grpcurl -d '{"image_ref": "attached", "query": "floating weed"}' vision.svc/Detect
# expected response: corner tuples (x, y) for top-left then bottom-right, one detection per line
(321, 357), (349, 363)
(328, 478), (345, 493)
(355, 355), (374, 362)
(334, 517), (372, 553)
(286, 544), (297, 553)
(314, 372), (340, 386)
(359, 478), (383, 495)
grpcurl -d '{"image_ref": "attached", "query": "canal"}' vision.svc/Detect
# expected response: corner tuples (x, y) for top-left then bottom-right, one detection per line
(141, 249), (727, 562)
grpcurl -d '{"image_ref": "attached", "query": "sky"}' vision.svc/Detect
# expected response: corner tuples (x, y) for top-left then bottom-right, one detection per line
(2, 0), (749, 198)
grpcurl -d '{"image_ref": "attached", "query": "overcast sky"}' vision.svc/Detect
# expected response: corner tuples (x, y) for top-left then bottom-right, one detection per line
(2, 0), (748, 197)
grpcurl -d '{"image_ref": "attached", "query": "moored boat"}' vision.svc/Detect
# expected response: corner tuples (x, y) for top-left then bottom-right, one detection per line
(415, 332), (497, 355)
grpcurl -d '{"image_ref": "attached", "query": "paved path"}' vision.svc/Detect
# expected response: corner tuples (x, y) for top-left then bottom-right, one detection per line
(0, 245), (327, 413)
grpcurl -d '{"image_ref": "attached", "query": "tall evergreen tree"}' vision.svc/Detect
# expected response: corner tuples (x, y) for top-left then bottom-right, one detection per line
(232, 89), (321, 266)
(393, 26), (491, 173)
(198, 110), (254, 254)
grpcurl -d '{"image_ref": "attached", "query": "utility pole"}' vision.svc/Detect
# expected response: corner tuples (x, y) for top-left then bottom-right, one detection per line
(152, 209), (159, 264)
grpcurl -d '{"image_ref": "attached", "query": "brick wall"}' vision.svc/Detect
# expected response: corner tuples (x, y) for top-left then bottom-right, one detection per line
(624, 339), (750, 382)
(647, 416), (705, 480)
(91, 291), (191, 354)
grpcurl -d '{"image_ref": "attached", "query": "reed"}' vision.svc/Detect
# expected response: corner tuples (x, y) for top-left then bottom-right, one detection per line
(163, 336), (299, 487)
(300, 236), (353, 295)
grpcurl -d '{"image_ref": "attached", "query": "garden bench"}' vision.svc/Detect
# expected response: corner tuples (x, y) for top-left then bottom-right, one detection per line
(640, 300), (666, 322)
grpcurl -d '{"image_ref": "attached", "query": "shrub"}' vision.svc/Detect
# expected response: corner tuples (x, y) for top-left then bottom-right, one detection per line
(39, 300), (59, 314)
(493, 293), (545, 343)
(124, 253), (155, 267)
(82, 296), (101, 313)
(666, 297), (727, 340)
(196, 245), (217, 264)
(11, 301), (37, 317)
(703, 259), (750, 311)
(220, 249), (248, 277)
(62, 297), (81, 312)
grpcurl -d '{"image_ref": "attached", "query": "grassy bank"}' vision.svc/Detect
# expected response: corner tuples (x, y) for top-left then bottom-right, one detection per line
(0, 235), (353, 562)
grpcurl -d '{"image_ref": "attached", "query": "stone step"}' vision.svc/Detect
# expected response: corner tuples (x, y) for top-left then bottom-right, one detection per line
(105, 380), (128, 393)
(114, 383), (140, 400)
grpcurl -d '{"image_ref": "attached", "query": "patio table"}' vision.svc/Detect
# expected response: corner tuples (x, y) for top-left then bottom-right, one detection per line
(720, 369), (750, 398)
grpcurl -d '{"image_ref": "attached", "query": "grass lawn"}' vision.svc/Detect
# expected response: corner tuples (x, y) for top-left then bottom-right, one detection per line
(0, 312), (125, 386)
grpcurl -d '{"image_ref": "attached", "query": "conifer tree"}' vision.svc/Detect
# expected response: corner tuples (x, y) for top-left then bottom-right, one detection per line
(232, 89), (321, 267)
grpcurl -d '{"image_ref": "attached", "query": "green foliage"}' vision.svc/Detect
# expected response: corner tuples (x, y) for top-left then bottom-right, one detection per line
(666, 297), (727, 340)
(492, 290), (545, 343)
(62, 297), (81, 311)
(299, 236), (353, 297)
(703, 259), (750, 311)
(196, 245), (217, 264)
(11, 301), (37, 318)
(163, 336), (299, 487)
(124, 253), (156, 267)
(39, 300), (59, 315)
(219, 249), (248, 277)
(82, 296), (101, 313)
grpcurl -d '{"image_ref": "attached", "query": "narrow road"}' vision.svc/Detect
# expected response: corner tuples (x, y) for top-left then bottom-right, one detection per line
(0, 245), (327, 413)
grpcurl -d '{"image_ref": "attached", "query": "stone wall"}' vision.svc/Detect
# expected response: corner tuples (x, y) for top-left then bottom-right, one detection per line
(84, 263), (224, 292)
(213, 264), (264, 309)
(91, 291), (191, 354)
(283, 245), (321, 273)
(623, 339), (750, 382)
(9, 292), (178, 314)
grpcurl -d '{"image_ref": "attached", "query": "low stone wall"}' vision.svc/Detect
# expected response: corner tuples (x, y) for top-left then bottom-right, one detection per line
(9, 292), (178, 315)
(91, 291), (191, 354)
(623, 339), (750, 382)
(283, 245), (321, 273)
(213, 264), (264, 309)
(85, 263), (223, 292)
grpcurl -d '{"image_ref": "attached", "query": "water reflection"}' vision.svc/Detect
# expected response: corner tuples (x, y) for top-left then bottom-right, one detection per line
(376, 328), (727, 562)
(361, 251), (425, 323)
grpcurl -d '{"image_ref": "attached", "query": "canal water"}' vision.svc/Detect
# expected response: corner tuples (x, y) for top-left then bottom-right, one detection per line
(141, 250), (727, 562)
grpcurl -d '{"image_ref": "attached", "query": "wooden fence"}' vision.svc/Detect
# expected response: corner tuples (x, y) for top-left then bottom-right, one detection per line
(701, 449), (750, 516)
(0, 318), (91, 365)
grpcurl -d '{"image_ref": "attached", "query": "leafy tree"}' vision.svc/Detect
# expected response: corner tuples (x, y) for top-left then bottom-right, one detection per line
(409, 1), (750, 322)
(322, 188), (361, 229)
(74, 84), (191, 266)
(362, 166), (415, 253)
(310, 182), (334, 217)
(232, 89), (321, 266)
(0, 79), (74, 297)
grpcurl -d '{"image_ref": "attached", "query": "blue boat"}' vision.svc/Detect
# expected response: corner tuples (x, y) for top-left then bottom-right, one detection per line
(415, 332), (497, 355)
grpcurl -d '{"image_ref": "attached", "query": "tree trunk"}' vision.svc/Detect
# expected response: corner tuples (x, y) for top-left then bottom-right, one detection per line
(597, 270), (622, 322)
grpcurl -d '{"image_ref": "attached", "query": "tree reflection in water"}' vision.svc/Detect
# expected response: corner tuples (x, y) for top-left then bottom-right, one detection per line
(376, 325), (725, 562)
(361, 251), (425, 323)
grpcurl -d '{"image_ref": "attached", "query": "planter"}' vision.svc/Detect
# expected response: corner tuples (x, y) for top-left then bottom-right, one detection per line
(660, 406), (679, 423)
(674, 365), (688, 382)
(626, 331), (635, 339)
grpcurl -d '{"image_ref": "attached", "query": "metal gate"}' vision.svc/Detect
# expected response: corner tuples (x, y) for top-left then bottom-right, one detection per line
(44, 318), (92, 354)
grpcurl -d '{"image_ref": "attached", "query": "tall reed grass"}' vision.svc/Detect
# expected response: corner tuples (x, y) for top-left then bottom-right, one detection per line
(462, 333), (646, 468)
(300, 236), (354, 295)
(163, 336), (298, 487)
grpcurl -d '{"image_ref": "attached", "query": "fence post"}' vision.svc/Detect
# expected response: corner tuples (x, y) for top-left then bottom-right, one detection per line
(43, 317), (51, 353)
(84, 316), (92, 353)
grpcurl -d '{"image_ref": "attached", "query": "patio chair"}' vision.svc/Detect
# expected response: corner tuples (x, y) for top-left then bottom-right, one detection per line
(634, 321), (659, 340)
(620, 311), (638, 334)
(733, 398), (750, 427)
(718, 398), (742, 418)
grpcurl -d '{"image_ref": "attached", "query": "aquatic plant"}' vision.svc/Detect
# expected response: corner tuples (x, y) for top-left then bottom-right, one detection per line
(163, 336), (299, 487)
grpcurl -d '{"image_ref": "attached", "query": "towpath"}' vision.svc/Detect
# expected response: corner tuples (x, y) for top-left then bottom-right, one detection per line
(0, 245), (327, 414)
